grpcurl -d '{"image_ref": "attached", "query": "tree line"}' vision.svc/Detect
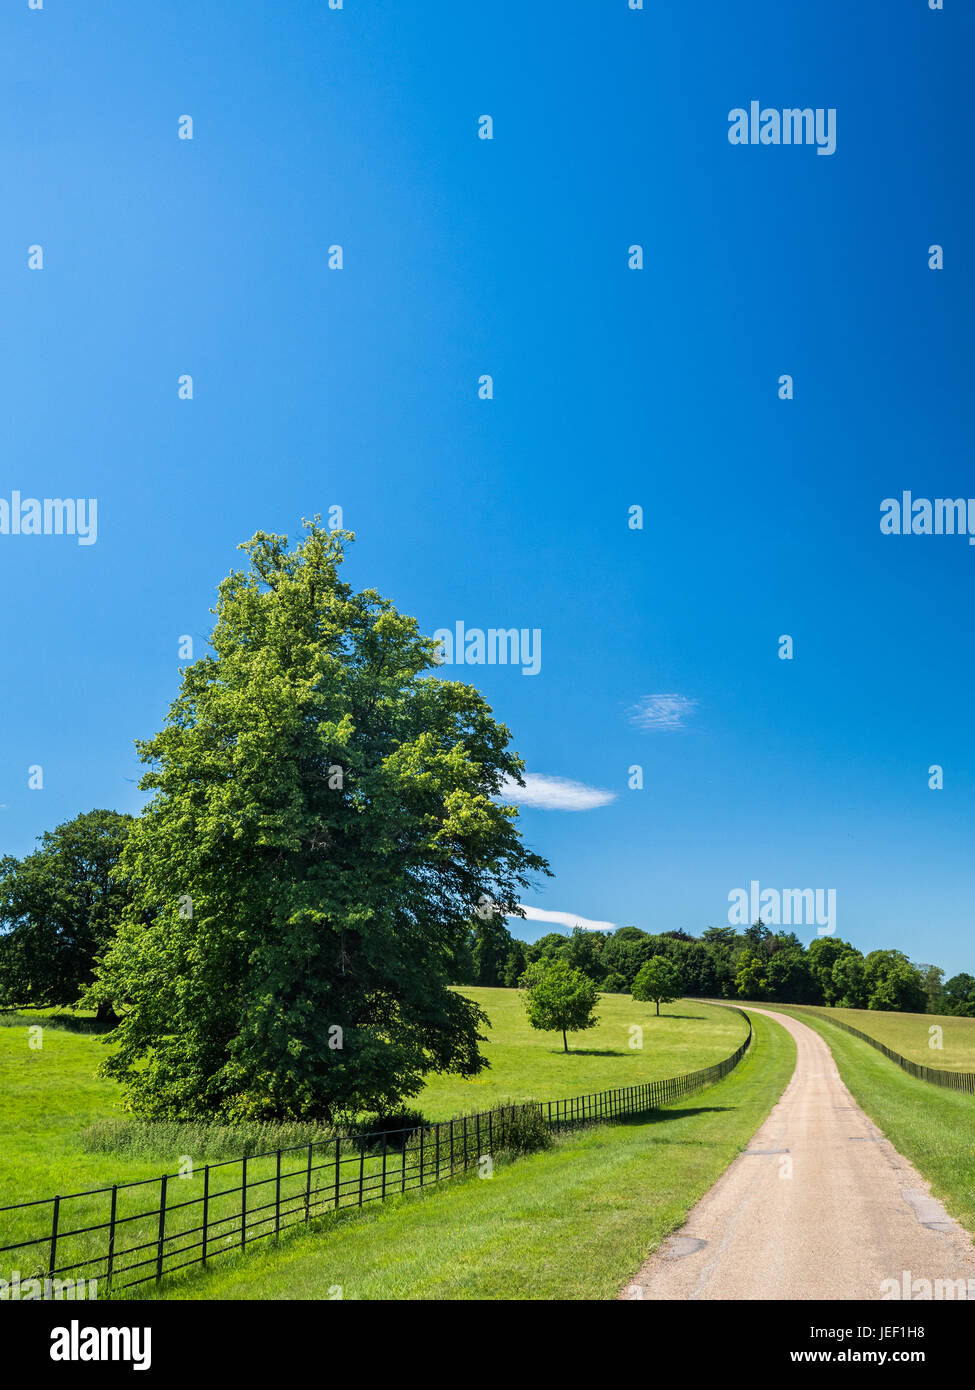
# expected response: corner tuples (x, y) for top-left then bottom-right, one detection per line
(454, 915), (975, 1017)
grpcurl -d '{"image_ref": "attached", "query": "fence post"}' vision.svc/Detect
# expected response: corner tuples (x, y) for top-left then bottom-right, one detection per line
(358, 1143), (365, 1206)
(241, 1157), (248, 1250)
(334, 1138), (341, 1209)
(402, 1135), (407, 1192)
(156, 1176), (168, 1282)
(381, 1133), (388, 1200)
(476, 1111), (482, 1160)
(450, 1118), (455, 1173)
(435, 1124), (441, 1182)
(419, 1128), (424, 1187)
(202, 1166), (210, 1264)
(49, 1195), (60, 1285)
(275, 1150), (282, 1236)
(305, 1144), (313, 1221)
(463, 1116), (468, 1168)
(488, 1110), (493, 1154)
(106, 1186), (117, 1287)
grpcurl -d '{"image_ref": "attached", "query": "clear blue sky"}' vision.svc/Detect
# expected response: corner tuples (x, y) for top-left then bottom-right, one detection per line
(2, 2), (973, 974)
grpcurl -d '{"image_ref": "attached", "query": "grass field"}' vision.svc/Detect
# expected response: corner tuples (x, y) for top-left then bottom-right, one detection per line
(0, 991), (748, 1206)
(138, 1008), (794, 1301)
(767, 1006), (975, 1239)
(784, 1003), (975, 1071)
(420, 990), (749, 1119)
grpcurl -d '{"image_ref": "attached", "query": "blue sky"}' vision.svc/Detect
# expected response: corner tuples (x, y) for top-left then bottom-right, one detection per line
(2, 2), (974, 974)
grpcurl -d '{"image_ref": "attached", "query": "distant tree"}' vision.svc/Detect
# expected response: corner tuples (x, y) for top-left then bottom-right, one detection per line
(917, 964), (945, 1015)
(471, 910), (517, 987)
(0, 810), (135, 1021)
(743, 919), (772, 957)
(519, 958), (599, 1052)
(943, 973), (975, 1018)
(734, 949), (768, 1000)
(599, 970), (628, 994)
(632, 956), (683, 1016)
(502, 938), (528, 988)
(599, 928), (652, 991)
(524, 932), (570, 966)
(808, 937), (855, 1005)
(564, 925), (605, 983)
(831, 950), (867, 1008)
(701, 925), (738, 948)
(765, 947), (817, 1003)
(863, 951), (926, 1013)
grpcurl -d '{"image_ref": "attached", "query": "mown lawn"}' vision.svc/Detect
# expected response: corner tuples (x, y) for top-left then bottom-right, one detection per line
(139, 1009), (795, 1301)
(769, 1006), (975, 1239)
(785, 1002), (975, 1071)
(420, 989), (749, 1119)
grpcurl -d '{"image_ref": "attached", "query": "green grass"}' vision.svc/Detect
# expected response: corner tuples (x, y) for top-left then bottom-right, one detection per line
(0, 990), (746, 1207)
(419, 989), (749, 1119)
(0, 989), (750, 1291)
(769, 1006), (975, 1239)
(785, 1003), (975, 1071)
(138, 1009), (795, 1301)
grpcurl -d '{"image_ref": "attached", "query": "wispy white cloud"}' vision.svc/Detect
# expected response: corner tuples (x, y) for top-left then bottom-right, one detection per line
(512, 905), (616, 933)
(499, 773), (616, 812)
(629, 693), (697, 730)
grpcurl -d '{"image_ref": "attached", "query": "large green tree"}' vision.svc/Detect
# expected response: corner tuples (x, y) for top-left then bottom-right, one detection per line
(0, 810), (134, 1019)
(89, 522), (549, 1121)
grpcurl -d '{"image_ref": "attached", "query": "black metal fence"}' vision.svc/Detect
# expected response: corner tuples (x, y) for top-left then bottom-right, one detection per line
(797, 1008), (975, 1093)
(0, 1008), (751, 1300)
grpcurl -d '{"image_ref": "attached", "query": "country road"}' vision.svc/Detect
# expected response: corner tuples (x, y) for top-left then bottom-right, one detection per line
(623, 1007), (975, 1301)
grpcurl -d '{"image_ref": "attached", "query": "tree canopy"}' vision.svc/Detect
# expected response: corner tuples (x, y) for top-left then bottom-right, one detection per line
(89, 522), (549, 1121)
(519, 957), (599, 1052)
(632, 956), (683, 1015)
(0, 809), (134, 1018)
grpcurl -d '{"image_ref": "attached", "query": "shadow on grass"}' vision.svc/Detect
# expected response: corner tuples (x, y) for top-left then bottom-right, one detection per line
(609, 1105), (732, 1129)
(557, 1048), (626, 1057)
(0, 1010), (113, 1035)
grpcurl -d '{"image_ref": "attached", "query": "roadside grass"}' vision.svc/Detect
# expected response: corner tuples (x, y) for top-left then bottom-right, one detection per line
(784, 1003), (975, 1071)
(769, 1006), (975, 1238)
(137, 1009), (795, 1301)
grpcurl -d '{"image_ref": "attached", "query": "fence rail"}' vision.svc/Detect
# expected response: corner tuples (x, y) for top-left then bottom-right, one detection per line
(795, 1008), (975, 1094)
(0, 1007), (752, 1299)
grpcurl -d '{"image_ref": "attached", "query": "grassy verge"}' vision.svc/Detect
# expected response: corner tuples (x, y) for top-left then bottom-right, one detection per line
(769, 1006), (975, 1238)
(784, 1003), (975, 1071)
(138, 1008), (795, 1301)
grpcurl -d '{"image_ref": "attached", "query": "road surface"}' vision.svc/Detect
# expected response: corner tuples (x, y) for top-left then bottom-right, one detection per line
(623, 1006), (975, 1300)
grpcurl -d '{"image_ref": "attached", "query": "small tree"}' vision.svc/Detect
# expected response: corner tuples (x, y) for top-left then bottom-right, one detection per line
(632, 956), (683, 1016)
(519, 958), (599, 1052)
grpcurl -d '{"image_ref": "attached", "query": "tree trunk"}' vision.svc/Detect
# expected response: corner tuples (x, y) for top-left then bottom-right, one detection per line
(95, 1000), (119, 1027)
(562, 1027), (568, 1052)
(656, 999), (660, 1016)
